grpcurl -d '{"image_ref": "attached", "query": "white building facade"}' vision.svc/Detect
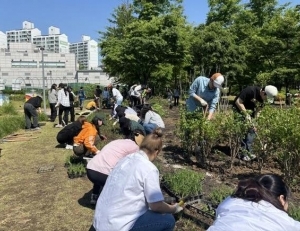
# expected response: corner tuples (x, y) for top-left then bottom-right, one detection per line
(69, 35), (99, 70)
(0, 31), (7, 50)
(6, 21), (41, 48)
(0, 43), (76, 88)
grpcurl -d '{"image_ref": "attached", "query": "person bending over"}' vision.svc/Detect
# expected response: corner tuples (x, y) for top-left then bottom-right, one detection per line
(73, 115), (106, 157)
(92, 128), (182, 231)
(86, 130), (144, 205)
(208, 174), (300, 231)
(56, 116), (86, 149)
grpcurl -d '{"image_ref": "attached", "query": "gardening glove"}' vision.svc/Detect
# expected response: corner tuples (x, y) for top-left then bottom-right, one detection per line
(96, 150), (101, 155)
(199, 98), (208, 107)
(173, 203), (184, 214)
(113, 120), (118, 126)
(245, 114), (252, 123)
(55, 103), (60, 108)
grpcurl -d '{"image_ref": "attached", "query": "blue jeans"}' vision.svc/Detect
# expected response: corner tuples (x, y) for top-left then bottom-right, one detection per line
(116, 97), (123, 105)
(130, 210), (175, 231)
(241, 128), (256, 154)
(143, 123), (158, 134)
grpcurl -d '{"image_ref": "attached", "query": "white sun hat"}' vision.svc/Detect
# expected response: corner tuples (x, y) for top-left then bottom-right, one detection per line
(264, 85), (278, 103)
(213, 74), (225, 89)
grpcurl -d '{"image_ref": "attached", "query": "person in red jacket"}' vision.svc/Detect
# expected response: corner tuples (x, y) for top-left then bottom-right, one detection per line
(73, 115), (107, 157)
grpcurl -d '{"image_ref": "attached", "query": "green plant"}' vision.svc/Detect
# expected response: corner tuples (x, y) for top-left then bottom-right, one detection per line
(38, 112), (48, 121)
(0, 102), (19, 116)
(289, 204), (300, 221)
(163, 169), (205, 198)
(0, 115), (24, 138)
(208, 185), (233, 206)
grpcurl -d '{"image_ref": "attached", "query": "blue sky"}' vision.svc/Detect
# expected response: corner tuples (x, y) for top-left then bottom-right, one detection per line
(0, 0), (298, 43)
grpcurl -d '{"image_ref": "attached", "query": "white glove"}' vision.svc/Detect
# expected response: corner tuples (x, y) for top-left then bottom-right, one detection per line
(55, 103), (60, 108)
(246, 114), (252, 123)
(173, 203), (184, 214)
(199, 98), (208, 107)
(96, 150), (101, 155)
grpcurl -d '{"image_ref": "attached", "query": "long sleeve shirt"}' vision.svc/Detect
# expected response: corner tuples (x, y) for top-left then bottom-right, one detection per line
(186, 76), (220, 113)
(26, 96), (42, 108)
(73, 122), (99, 154)
(144, 111), (165, 128)
(48, 89), (57, 104)
(57, 89), (70, 107)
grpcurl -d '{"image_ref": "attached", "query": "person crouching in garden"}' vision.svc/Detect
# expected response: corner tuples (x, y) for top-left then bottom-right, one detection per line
(24, 95), (43, 130)
(73, 115), (107, 157)
(86, 99), (99, 111)
(56, 116), (86, 149)
(207, 174), (300, 231)
(140, 104), (165, 134)
(186, 73), (224, 120)
(119, 116), (146, 137)
(91, 128), (182, 231)
(233, 85), (278, 161)
(86, 130), (144, 205)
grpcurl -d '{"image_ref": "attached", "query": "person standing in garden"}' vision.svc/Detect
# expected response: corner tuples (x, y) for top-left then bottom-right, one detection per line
(78, 86), (86, 111)
(24, 95), (43, 130)
(233, 85), (278, 161)
(48, 84), (58, 122)
(186, 73), (224, 120)
(101, 87), (110, 108)
(108, 84), (123, 105)
(207, 174), (300, 231)
(91, 128), (182, 231)
(55, 83), (71, 128)
(94, 85), (102, 108)
(173, 86), (180, 106)
(67, 86), (76, 123)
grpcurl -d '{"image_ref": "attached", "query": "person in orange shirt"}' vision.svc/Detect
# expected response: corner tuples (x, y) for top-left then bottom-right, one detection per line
(86, 99), (99, 111)
(73, 115), (107, 157)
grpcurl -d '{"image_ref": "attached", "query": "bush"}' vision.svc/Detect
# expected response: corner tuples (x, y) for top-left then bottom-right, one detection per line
(163, 169), (205, 198)
(0, 102), (19, 116)
(0, 115), (24, 138)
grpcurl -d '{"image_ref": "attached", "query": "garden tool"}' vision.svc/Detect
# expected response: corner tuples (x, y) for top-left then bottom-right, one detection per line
(203, 104), (208, 117)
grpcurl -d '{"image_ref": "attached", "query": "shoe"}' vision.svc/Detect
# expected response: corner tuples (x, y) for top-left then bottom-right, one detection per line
(65, 144), (73, 150)
(242, 154), (256, 162)
(62, 120), (66, 127)
(90, 194), (99, 205)
(55, 124), (63, 128)
(31, 127), (41, 131)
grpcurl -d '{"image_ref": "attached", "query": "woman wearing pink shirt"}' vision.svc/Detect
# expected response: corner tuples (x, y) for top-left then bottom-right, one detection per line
(86, 130), (144, 205)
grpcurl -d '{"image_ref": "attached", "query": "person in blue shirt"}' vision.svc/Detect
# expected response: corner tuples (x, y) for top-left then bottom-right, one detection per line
(186, 73), (224, 120)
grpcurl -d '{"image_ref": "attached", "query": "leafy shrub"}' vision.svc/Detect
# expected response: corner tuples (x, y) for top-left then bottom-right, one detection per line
(38, 112), (48, 121)
(163, 169), (205, 198)
(208, 185), (233, 206)
(0, 115), (24, 138)
(0, 102), (18, 115)
(289, 204), (300, 221)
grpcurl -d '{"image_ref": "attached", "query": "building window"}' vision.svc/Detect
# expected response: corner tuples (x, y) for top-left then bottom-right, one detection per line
(40, 61), (66, 68)
(2, 73), (9, 76)
(12, 61), (38, 68)
(61, 54), (65, 57)
(5, 53), (11, 56)
(67, 72), (73, 76)
(83, 72), (89, 75)
(24, 73), (31, 76)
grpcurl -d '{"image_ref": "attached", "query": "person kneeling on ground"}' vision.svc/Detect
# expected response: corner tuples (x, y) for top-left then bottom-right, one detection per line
(140, 104), (165, 134)
(56, 116), (86, 149)
(86, 99), (99, 111)
(207, 174), (300, 231)
(86, 129), (145, 205)
(91, 128), (182, 231)
(73, 115), (107, 157)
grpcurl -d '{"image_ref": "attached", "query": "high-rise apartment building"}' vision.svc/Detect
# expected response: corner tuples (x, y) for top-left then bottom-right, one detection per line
(0, 31), (7, 50)
(6, 21), (41, 48)
(32, 26), (69, 54)
(69, 35), (98, 70)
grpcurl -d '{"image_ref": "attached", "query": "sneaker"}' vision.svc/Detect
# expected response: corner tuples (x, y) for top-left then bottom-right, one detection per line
(55, 124), (63, 128)
(90, 194), (99, 205)
(65, 144), (73, 150)
(242, 154), (256, 162)
(31, 127), (41, 131)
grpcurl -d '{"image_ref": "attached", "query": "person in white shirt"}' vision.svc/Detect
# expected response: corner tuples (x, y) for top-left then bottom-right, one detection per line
(91, 128), (182, 231)
(207, 174), (300, 231)
(108, 84), (123, 105)
(55, 83), (70, 128)
(141, 104), (165, 134)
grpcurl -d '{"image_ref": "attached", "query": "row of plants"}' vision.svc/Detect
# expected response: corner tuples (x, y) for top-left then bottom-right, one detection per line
(178, 106), (300, 184)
